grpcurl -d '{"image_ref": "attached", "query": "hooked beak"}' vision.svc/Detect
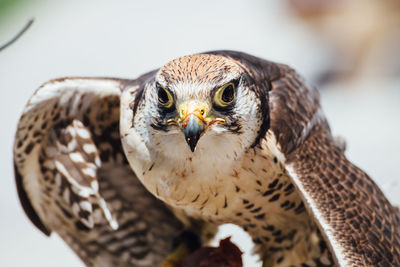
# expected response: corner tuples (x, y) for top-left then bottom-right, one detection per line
(170, 100), (224, 152)
(182, 114), (205, 152)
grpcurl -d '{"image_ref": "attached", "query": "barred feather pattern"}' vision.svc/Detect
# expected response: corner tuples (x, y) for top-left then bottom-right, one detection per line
(13, 78), (184, 266)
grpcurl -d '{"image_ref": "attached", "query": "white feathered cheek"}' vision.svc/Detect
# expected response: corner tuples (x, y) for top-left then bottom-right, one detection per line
(228, 87), (261, 148)
(120, 88), (153, 176)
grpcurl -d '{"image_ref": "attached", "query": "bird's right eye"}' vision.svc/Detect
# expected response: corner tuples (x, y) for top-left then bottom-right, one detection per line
(157, 84), (174, 109)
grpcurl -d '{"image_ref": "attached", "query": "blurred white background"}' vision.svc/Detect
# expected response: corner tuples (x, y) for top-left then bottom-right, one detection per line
(0, 0), (399, 266)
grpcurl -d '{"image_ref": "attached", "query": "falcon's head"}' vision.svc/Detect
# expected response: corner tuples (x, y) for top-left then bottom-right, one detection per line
(152, 54), (264, 153)
(124, 54), (265, 155)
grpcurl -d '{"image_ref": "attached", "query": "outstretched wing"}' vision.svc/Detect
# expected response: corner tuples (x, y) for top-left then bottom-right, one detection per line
(14, 77), (184, 266)
(266, 60), (400, 267)
(284, 123), (400, 267)
(211, 50), (400, 266)
(267, 64), (400, 266)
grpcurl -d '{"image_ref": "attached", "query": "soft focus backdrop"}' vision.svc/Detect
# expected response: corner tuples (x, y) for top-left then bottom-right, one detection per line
(1, 1), (399, 266)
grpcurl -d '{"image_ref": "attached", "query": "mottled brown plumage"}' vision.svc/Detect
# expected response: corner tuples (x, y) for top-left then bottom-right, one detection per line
(14, 51), (400, 267)
(14, 78), (187, 266)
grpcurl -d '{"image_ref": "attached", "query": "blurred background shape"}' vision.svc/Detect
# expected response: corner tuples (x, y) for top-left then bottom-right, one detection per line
(0, 1), (399, 266)
(288, 0), (400, 84)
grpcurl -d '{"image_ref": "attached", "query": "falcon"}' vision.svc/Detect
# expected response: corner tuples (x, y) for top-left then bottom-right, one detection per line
(14, 50), (400, 266)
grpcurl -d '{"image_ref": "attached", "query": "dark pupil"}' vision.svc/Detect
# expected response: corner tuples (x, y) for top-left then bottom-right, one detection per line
(158, 87), (169, 104)
(222, 85), (234, 103)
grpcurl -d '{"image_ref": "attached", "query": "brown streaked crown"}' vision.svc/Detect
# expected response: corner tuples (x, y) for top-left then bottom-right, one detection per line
(157, 54), (242, 86)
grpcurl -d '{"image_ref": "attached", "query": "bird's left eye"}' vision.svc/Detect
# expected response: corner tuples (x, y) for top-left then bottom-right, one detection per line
(213, 82), (236, 108)
(157, 84), (174, 109)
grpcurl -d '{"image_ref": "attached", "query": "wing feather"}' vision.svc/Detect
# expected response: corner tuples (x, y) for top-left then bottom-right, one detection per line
(14, 77), (125, 235)
(267, 67), (400, 266)
(284, 124), (400, 266)
(13, 77), (184, 266)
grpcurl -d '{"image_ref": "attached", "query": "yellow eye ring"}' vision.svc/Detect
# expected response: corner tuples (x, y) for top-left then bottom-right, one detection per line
(157, 85), (174, 109)
(213, 82), (236, 108)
